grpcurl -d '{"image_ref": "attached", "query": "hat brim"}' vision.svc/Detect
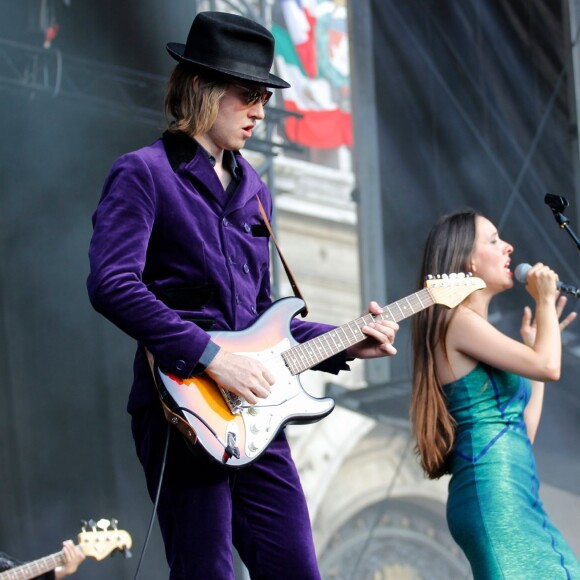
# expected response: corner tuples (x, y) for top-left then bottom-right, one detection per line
(166, 43), (290, 89)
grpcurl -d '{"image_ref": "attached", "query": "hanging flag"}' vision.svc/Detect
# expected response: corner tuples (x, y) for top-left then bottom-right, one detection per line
(273, 0), (352, 149)
(280, 0), (318, 78)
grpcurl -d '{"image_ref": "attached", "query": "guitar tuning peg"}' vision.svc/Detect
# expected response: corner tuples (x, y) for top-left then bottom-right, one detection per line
(96, 518), (111, 530)
(467, 272), (473, 277)
(123, 548), (133, 559)
(450, 273), (457, 279)
(425, 274), (434, 280)
(457, 272), (465, 278)
(110, 518), (119, 530)
(80, 520), (88, 532)
(88, 519), (97, 530)
(441, 273), (449, 279)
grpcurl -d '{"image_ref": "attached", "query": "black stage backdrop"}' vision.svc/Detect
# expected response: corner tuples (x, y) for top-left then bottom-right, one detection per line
(355, 0), (580, 504)
(0, 1), (190, 578)
(0, 82), (166, 580)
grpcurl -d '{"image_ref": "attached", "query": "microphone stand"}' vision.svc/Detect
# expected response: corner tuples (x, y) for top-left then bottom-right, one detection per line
(545, 193), (580, 251)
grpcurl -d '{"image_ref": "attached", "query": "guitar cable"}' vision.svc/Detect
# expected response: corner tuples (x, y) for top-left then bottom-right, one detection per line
(132, 422), (171, 580)
(132, 404), (241, 579)
(177, 405), (241, 460)
(177, 405), (224, 444)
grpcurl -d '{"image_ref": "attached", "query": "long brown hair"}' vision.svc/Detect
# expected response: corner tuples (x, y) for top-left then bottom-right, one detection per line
(164, 64), (227, 136)
(411, 209), (479, 479)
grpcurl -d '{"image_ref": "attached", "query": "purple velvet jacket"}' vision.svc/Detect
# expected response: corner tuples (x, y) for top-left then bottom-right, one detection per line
(87, 131), (348, 412)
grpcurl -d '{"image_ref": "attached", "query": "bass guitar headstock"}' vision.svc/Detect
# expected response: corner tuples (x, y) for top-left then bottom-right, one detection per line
(78, 518), (132, 561)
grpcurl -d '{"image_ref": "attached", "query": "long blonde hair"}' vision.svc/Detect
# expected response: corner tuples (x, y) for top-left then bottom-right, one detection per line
(164, 64), (227, 136)
(411, 209), (479, 479)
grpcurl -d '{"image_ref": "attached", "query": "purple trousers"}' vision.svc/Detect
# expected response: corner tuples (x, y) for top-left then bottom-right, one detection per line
(131, 404), (321, 579)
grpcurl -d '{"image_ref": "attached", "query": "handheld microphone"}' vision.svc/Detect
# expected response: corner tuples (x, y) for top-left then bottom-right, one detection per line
(514, 263), (580, 298)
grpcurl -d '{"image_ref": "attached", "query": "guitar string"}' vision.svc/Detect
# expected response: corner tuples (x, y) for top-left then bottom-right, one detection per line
(285, 289), (435, 374)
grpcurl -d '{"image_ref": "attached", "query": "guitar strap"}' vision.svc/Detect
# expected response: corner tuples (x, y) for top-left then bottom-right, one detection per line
(256, 194), (308, 317)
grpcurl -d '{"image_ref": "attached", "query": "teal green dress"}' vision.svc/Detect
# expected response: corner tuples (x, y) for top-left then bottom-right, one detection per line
(444, 363), (580, 579)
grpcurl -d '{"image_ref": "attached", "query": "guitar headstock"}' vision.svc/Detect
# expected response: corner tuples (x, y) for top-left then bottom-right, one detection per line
(77, 518), (132, 561)
(425, 273), (486, 308)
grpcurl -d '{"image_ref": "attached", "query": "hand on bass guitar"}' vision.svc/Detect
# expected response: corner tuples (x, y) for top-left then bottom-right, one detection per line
(0, 519), (132, 580)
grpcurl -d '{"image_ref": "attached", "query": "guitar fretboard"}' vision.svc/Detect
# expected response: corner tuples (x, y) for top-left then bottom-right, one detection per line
(0, 552), (64, 580)
(282, 288), (435, 375)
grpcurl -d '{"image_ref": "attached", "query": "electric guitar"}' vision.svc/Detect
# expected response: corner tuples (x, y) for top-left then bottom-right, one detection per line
(151, 274), (485, 468)
(0, 519), (132, 580)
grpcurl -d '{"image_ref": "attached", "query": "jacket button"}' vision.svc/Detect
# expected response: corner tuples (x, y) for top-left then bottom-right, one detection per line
(244, 223), (251, 233)
(243, 263), (250, 274)
(176, 360), (186, 371)
(251, 305), (257, 314)
(222, 217), (230, 227)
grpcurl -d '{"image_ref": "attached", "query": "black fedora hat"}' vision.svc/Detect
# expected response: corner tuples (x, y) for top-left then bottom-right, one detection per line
(166, 11), (290, 89)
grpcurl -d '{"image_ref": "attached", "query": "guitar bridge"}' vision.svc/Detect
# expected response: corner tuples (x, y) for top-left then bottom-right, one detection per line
(219, 387), (244, 414)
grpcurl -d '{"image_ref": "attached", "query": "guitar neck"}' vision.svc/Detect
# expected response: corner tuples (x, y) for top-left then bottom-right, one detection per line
(282, 287), (435, 375)
(0, 550), (65, 580)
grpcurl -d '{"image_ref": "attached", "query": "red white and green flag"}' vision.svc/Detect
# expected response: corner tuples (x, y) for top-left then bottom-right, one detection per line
(272, 0), (353, 149)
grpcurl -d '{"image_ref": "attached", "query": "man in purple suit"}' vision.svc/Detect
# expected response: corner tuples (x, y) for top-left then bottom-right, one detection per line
(87, 11), (398, 579)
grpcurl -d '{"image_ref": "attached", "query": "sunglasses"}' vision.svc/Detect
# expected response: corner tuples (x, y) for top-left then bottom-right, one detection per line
(232, 83), (273, 107)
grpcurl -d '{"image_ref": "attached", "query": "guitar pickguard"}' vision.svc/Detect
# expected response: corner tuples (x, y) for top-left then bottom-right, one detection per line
(232, 337), (327, 458)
